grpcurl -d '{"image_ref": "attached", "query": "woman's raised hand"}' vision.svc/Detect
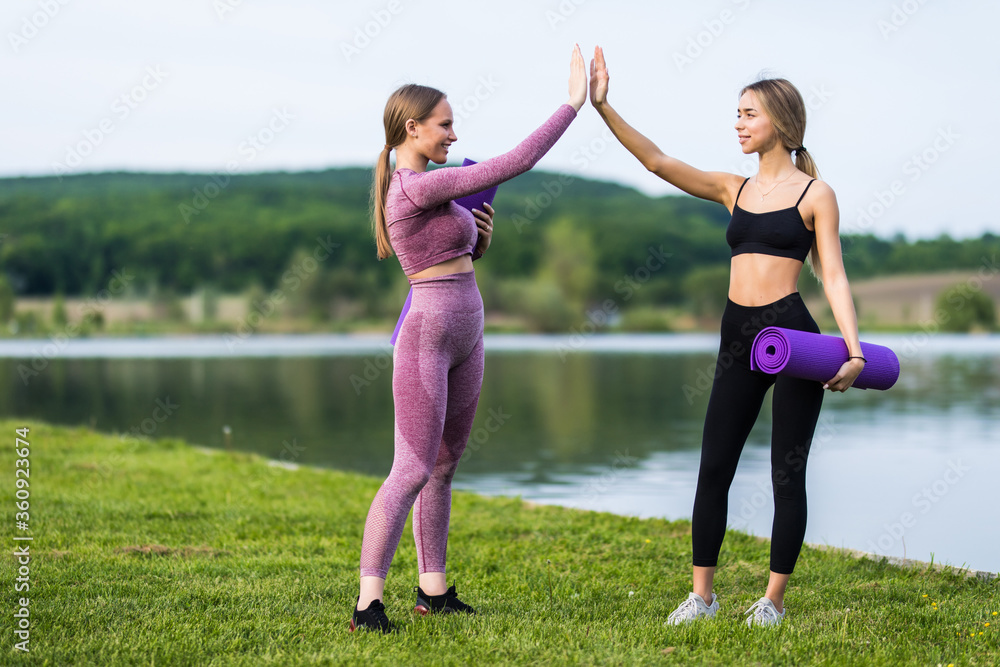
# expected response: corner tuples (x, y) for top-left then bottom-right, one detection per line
(568, 43), (587, 112)
(590, 45), (609, 108)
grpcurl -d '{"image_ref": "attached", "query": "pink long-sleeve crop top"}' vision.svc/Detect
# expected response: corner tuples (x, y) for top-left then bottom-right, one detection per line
(386, 103), (577, 275)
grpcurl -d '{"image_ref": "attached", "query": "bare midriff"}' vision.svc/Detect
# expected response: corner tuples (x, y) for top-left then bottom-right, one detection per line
(728, 254), (804, 306)
(406, 254), (474, 280)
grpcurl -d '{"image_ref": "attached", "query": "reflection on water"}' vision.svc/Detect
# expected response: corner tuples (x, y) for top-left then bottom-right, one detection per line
(2, 334), (998, 573)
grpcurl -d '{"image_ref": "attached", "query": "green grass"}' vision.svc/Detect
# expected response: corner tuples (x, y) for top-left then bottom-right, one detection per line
(1, 420), (997, 666)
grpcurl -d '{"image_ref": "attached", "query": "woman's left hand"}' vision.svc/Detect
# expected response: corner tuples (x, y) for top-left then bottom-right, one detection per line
(823, 358), (865, 392)
(472, 203), (494, 257)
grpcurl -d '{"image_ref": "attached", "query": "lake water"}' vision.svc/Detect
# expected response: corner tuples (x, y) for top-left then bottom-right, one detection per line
(2, 333), (997, 574)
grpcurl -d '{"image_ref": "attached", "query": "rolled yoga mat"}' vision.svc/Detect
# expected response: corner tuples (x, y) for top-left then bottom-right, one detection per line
(390, 158), (498, 345)
(452, 158), (499, 214)
(750, 327), (900, 390)
(388, 288), (413, 347)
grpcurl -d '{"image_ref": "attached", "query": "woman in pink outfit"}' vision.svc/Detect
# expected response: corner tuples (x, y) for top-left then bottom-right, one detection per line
(351, 44), (589, 633)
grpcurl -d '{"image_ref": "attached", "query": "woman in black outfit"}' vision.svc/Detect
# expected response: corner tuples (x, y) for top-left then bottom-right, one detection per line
(589, 46), (865, 627)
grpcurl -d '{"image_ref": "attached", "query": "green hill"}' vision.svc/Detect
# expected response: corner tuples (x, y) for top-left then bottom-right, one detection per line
(0, 168), (996, 330)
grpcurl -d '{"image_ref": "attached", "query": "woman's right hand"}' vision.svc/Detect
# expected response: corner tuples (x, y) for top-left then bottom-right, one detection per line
(590, 45), (609, 108)
(567, 43), (587, 112)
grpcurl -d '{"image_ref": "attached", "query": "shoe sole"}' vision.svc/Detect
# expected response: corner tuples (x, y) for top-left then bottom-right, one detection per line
(414, 604), (472, 616)
(666, 617), (714, 625)
(350, 619), (394, 633)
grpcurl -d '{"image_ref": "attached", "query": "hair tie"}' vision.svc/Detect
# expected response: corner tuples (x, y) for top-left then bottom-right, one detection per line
(384, 144), (392, 151)
(794, 145), (806, 153)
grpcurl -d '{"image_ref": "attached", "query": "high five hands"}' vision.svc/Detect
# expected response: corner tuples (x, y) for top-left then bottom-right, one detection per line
(568, 44), (588, 112)
(589, 45), (609, 108)
(566, 44), (615, 112)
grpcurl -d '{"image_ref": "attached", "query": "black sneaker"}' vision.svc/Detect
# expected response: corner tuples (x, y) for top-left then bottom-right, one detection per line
(413, 585), (476, 615)
(349, 597), (393, 633)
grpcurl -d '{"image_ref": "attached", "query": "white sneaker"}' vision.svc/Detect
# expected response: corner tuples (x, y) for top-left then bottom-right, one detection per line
(744, 597), (785, 627)
(665, 592), (719, 625)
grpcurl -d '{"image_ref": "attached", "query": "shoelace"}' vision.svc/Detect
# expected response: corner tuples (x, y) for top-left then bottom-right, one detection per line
(364, 600), (389, 625)
(417, 585), (470, 611)
(667, 596), (699, 622)
(745, 599), (780, 624)
(441, 587), (474, 612)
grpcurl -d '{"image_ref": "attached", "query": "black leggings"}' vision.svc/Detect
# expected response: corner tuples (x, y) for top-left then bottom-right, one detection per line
(691, 292), (824, 575)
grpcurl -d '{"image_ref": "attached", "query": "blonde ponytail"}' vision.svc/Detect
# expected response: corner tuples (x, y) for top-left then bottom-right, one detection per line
(371, 146), (394, 260)
(370, 84), (446, 261)
(743, 78), (825, 282)
(792, 147), (824, 281)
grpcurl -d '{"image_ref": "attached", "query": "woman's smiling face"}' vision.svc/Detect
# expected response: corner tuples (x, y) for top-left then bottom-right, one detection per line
(409, 97), (457, 165)
(734, 90), (778, 155)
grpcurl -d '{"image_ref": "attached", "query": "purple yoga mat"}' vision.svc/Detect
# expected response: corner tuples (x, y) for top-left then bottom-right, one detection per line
(453, 158), (499, 213)
(389, 158), (498, 345)
(388, 288), (412, 347)
(750, 327), (900, 390)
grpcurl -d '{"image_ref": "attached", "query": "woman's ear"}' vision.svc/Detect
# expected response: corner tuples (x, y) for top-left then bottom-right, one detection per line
(404, 118), (417, 138)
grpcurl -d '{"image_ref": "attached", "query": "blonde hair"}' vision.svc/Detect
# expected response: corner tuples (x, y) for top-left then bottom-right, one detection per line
(741, 78), (824, 280)
(371, 83), (446, 260)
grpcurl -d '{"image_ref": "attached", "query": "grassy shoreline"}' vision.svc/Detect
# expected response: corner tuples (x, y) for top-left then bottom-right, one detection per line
(2, 420), (997, 665)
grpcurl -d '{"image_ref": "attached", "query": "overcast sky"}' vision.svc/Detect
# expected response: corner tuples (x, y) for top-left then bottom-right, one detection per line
(3, 0), (997, 240)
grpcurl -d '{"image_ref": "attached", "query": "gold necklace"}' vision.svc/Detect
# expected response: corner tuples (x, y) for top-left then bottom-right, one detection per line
(755, 170), (796, 202)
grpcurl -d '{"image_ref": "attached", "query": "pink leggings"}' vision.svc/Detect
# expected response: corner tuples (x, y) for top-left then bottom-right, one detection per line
(359, 270), (484, 579)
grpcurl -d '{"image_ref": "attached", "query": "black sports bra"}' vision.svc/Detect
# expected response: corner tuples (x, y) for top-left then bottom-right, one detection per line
(726, 177), (816, 262)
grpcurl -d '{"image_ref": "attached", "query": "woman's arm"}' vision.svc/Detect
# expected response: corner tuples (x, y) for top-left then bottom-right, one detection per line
(402, 44), (588, 211)
(589, 45), (739, 207)
(401, 104), (578, 210)
(811, 181), (865, 391)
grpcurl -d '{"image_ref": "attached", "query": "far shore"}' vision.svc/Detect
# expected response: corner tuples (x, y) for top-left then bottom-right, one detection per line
(6, 269), (998, 338)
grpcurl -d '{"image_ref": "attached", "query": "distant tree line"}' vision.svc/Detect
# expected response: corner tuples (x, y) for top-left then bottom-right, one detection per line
(1, 169), (997, 330)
